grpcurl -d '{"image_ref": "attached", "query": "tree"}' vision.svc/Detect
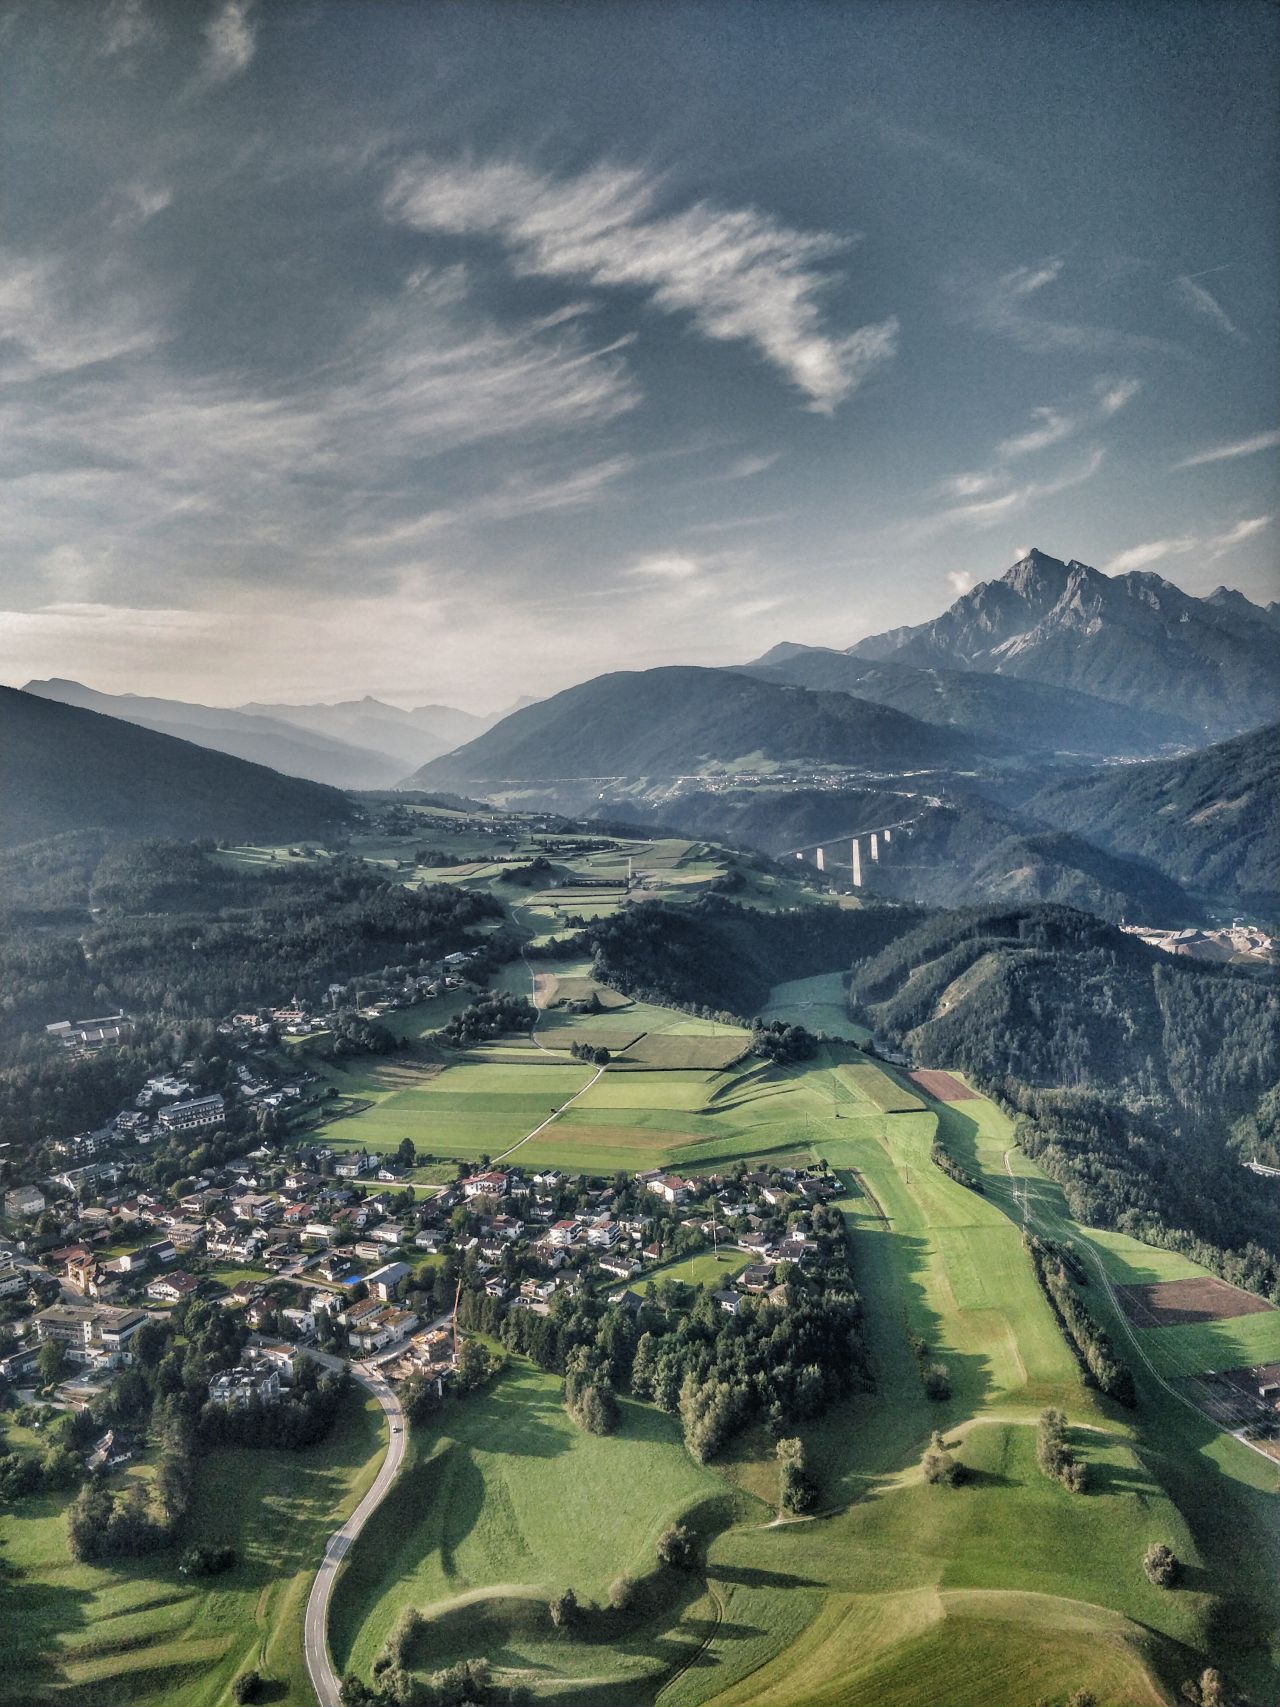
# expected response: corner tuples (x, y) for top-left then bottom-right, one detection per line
(657, 1523), (699, 1571)
(608, 1573), (637, 1613)
(232, 1671), (262, 1704)
(549, 1586), (578, 1627)
(38, 1338), (67, 1387)
(1143, 1542), (1181, 1587)
(777, 1437), (817, 1513)
(922, 1430), (965, 1487)
(395, 1137), (416, 1166)
(1180, 1669), (1228, 1707)
(923, 1360), (951, 1401)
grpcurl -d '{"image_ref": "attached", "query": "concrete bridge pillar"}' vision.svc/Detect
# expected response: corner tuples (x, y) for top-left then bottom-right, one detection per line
(851, 838), (863, 886)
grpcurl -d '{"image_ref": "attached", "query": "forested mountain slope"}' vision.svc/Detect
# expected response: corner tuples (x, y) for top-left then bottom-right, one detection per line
(848, 903), (1279, 1293)
(1028, 723), (1280, 907)
(865, 801), (1197, 923)
(406, 665), (999, 788)
(0, 686), (356, 847)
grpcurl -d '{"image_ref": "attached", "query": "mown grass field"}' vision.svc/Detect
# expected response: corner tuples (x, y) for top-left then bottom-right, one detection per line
(329, 1365), (740, 1695)
(835, 1059), (926, 1113)
(758, 971), (871, 1042)
(0, 1386), (386, 1707)
(326, 1037), (1279, 1707)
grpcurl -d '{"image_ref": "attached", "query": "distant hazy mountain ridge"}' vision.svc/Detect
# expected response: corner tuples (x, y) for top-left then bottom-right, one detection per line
(743, 644), (1200, 755)
(0, 687), (354, 847)
(23, 680), (493, 788)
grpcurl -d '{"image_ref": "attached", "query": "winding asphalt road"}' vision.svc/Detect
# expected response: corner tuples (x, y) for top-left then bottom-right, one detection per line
(303, 1357), (407, 1707)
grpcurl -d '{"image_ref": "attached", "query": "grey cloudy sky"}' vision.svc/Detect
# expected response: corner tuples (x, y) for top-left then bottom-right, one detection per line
(1, 0), (1277, 710)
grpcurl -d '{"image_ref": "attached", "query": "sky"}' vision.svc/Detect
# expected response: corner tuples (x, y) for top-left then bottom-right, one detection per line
(1, 0), (1277, 712)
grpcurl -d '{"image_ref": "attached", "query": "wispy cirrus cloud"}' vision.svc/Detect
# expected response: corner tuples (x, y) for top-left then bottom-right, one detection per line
(939, 376), (1139, 508)
(1174, 426), (1280, 469)
(1104, 514), (1271, 572)
(937, 449), (1106, 530)
(1173, 271), (1243, 341)
(996, 406), (1076, 460)
(100, 0), (162, 60)
(385, 157), (898, 411)
(0, 240), (640, 605)
(954, 256), (1176, 356)
(0, 249), (165, 381)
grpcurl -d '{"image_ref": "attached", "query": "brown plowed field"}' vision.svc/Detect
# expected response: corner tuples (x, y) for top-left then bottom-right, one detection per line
(1115, 1276), (1275, 1327)
(908, 1069), (977, 1101)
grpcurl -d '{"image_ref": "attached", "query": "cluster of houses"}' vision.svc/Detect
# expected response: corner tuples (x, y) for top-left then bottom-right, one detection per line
(216, 947), (487, 1042)
(44, 1013), (134, 1054)
(1, 1135), (842, 1408)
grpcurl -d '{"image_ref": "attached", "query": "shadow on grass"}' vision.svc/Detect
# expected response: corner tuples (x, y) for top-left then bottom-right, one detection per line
(0, 1522), (97, 1707)
(706, 1562), (821, 1590)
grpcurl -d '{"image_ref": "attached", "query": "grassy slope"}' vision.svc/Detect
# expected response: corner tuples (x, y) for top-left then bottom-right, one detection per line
(327, 1046), (1279, 1707)
(758, 972), (872, 1042)
(329, 1367), (743, 1696)
(0, 1387), (386, 1707)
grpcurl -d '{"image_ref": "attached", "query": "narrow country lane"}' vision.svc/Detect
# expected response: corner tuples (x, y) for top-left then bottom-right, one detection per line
(303, 1359), (407, 1707)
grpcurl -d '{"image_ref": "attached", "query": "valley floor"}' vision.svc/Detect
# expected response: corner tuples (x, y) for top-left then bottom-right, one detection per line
(322, 1025), (1280, 1707)
(5, 975), (1278, 1707)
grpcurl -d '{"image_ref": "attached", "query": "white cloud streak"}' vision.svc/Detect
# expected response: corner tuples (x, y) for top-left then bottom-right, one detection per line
(201, 0), (256, 85)
(1174, 427), (1280, 468)
(996, 406), (1075, 460)
(386, 157), (897, 411)
(1174, 273), (1243, 340)
(0, 247), (640, 601)
(1105, 515), (1271, 572)
(101, 0), (162, 60)
(957, 257), (1176, 356)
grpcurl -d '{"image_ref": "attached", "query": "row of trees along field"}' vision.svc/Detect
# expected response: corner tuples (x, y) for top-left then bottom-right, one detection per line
(452, 1204), (869, 1462)
(1023, 1234), (1135, 1406)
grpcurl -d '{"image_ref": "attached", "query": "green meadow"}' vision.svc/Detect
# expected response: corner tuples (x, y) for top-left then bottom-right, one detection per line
(0, 1387), (387, 1707)
(322, 1037), (1279, 1707)
(757, 971), (871, 1042)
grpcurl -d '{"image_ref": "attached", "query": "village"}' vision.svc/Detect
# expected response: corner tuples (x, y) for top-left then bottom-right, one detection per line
(0, 977), (848, 1466)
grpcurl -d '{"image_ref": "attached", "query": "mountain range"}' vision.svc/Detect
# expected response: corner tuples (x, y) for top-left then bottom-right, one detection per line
(846, 549), (1280, 736)
(22, 680), (492, 789)
(406, 664), (998, 792)
(0, 687), (353, 847)
(742, 643), (1199, 755)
